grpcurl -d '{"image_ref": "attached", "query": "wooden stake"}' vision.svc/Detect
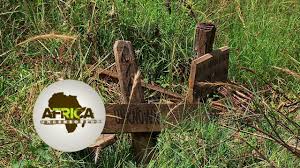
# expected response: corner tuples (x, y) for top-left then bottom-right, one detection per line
(188, 23), (217, 103)
(113, 40), (157, 164)
(187, 47), (229, 103)
(194, 23), (216, 57)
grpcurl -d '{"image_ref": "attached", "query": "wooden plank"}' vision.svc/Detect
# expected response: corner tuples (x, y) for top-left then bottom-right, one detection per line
(114, 40), (144, 103)
(194, 23), (216, 57)
(113, 40), (155, 164)
(87, 65), (183, 100)
(141, 80), (183, 101)
(187, 47), (229, 103)
(103, 103), (199, 133)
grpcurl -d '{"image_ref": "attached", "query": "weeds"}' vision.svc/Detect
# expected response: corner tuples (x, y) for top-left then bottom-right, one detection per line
(1, 0), (300, 167)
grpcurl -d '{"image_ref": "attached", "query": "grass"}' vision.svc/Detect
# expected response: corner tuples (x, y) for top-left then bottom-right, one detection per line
(1, 0), (300, 167)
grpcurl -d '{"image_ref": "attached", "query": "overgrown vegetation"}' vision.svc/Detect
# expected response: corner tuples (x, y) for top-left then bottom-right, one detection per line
(1, 0), (299, 167)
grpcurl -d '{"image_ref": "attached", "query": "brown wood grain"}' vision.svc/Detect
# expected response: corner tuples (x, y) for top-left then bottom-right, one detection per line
(114, 40), (144, 103)
(103, 103), (199, 133)
(187, 47), (229, 103)
(194, 23), (216, 57)
(113, 40), (155, 164)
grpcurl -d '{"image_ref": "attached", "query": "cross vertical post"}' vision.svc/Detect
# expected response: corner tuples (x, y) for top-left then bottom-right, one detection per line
(113, 40), (157, 164)
(194, 23), (216, 58)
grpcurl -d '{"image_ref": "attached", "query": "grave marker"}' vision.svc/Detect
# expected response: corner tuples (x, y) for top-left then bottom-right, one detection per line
(88, 22), (229, 166)
(187, 47), (229, 103)
(114, 40), (157, 164)
(194, 23), (216, 57)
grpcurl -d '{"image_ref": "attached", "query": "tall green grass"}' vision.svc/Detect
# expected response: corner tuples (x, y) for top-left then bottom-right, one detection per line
(1, 0), (299, 167)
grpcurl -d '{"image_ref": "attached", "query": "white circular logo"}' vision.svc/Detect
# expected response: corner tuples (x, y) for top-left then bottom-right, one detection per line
(33, 80), (106, 152)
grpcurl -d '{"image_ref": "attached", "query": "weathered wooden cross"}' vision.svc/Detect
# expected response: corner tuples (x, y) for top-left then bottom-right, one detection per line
(90, 23), (229, 164)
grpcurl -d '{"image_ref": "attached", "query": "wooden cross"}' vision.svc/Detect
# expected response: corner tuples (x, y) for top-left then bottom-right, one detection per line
(113, 40), (158, 164)
(90, 23), (230, 165)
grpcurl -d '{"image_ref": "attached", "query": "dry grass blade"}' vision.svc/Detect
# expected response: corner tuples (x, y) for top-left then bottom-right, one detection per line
(239, 137), (277, 168)
(235, 0), (246, 28)
(128, 70), (141, 104)
(273, 66), (300, 79)
(120, 70), (142, 133)
(106, 114), (122, 120)
(220, 124), (274, 141)
(198, 81), (252, 93)
(91, 134), (118, 163)
(17, 33), (78, 46)
(90, 134), (117, 163)
(247, 124), (300, 158)
(94, 147), (101, 164)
